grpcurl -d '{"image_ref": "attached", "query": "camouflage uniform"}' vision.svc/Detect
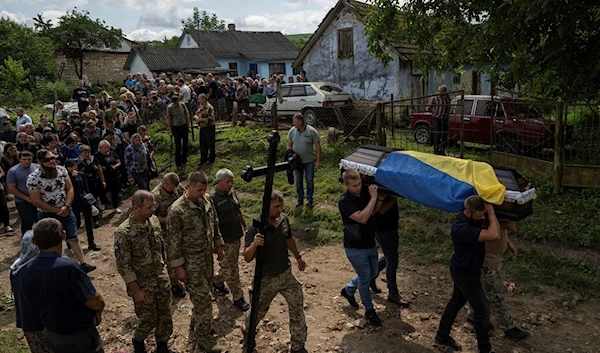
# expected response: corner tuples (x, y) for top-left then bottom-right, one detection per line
(114, 215), (173, 342)
(152, 183), (186, 290)
(210, 187), (245, 301)
(165, 194), (224, 345)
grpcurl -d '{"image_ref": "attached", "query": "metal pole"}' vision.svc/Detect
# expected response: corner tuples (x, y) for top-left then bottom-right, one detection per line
(246, 131), (280, 353)
(460, 90), (465, 158)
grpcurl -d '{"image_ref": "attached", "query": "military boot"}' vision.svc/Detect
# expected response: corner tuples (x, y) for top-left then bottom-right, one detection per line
(132, 338), (146, 353)
(156, 341), (175, 353)
(197, 337), (222, 353)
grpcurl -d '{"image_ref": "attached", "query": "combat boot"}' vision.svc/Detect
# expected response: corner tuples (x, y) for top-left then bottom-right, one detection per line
(156, 341), (175, 353)
(132, 338), (146, 353)
(197, 337), (222, 353)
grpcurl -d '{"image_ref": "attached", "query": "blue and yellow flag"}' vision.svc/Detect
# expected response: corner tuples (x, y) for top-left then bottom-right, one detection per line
(374, 151), (505, 212)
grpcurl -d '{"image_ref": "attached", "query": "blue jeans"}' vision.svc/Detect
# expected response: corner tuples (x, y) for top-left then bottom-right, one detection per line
(38, 210), (78, 241)
(293, 161), (315, 204)
(375, 229), (400, 296)
(344, 246), (379, 311)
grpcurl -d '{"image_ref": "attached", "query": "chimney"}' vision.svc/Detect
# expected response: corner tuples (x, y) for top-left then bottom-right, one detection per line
(228, 23), (236, 31)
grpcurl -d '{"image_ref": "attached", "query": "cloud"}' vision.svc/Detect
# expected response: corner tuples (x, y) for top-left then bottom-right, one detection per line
(239, 9), (327, 34)
(283, 0), (307, 9)
(40, 10), (66, 25)
(127, 28), (180, 41)
(0, 10), (28, 25)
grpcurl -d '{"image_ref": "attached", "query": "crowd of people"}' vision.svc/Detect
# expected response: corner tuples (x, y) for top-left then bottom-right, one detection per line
(4, 76), (528, 353)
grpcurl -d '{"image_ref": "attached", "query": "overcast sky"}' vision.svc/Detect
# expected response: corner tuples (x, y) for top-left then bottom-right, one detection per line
(0, 0), (338, 41)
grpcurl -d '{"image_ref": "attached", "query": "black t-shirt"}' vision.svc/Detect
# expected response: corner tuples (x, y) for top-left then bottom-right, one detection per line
(78, 158), (100, 183)
(245, 214), (292, 277)
(374, 200), (399, 232)
(123, 122), (140, 139)
(338, 189), (376, 249)
(450, 212), (485, 279)
(198, 85), (209, 96)
(95, 151), (120, 178)
(208, 81), (220, 100)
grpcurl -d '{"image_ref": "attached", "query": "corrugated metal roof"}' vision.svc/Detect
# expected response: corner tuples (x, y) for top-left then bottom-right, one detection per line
(185, 29), (300, 61)
(124, 47), (221, 72)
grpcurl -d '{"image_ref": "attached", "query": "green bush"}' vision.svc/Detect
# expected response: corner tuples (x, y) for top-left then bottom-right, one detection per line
(568, 109), (600, 164)
(34, 79), (73, 104)
(1, 90), (34, 108)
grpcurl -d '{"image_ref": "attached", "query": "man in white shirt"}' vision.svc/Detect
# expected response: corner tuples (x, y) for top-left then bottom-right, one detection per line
(15, 108), (32, 129)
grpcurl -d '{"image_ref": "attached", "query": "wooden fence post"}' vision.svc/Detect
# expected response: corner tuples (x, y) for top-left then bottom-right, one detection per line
(553, 100), (564, 194)
(376, 103), (386, 146)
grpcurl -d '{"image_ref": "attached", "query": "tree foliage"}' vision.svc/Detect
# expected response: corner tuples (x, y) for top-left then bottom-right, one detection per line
(0, 57), (33, 106)
(182, 7), (226, 31)
(38, 9), (123, 80)
(364, 0), (600, 99)
(0, 19), (56, 81)
(147, 36), (180, 48)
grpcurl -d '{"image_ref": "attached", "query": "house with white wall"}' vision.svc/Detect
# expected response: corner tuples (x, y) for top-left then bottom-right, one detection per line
(178, 24), (300, 79)
(123, 47), (223, 77)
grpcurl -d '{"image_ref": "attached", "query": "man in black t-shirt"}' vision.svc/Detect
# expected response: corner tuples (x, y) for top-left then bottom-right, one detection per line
(72, 80), (90, 115)
(243, 190), (308, 353)
(338, 169), (384, 326)
(435, 195), (501, 353)
(206, 73), (220, 119)
(372, 194), (410, 307)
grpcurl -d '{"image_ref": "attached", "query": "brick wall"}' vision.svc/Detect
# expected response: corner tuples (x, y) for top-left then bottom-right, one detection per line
(56, 52), (129, 85)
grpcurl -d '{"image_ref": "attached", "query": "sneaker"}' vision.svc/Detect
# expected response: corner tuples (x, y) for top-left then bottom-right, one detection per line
(387, 294), (410, 308)
(114, 208), (122, 214)
(233, 297), (250, 311)
(213, 282), (230, 294)
(365, 309), (382, 326)
(80, 263), (97, 273)
(370, 278), (382, 293)
(340, 288), (359, 308)
(171, 286), (186, 298)
(88, 244), (102, 251)
(434, 335), (462, 351)
(504, 327), (530, 341)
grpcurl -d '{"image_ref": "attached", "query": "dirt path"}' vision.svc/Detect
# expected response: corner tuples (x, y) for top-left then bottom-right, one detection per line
(1, 200), (599, 353)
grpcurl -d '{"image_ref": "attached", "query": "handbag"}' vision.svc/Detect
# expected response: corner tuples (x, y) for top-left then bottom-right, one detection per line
(82, 192), (97, 205)
(343, 223), (362, 242)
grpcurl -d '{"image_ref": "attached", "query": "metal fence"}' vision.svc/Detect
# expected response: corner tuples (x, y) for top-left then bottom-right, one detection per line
(564, 98), (600, 165)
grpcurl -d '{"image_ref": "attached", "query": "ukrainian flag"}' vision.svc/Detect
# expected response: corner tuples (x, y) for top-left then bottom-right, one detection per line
(374, 151), (505, 212)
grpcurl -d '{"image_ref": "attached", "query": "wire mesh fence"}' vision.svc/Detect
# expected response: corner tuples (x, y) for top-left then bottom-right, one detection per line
(564, 98), (600, 165)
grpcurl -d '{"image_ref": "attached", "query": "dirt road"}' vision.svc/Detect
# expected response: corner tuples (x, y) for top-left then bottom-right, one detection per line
(0, 201), (599, 353)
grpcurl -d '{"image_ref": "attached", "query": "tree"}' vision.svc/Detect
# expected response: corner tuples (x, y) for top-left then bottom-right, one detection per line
(0, 57), (33, 106)
(182, 7), (226, 31)
(39, 9), (123, 80)
(0, 19), (56, 83)
(33, 13), (52, 32)
(147, 35), (180, 48)
(364, 0), (600, 99)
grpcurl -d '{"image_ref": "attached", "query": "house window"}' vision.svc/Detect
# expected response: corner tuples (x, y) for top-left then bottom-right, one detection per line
(186, 35), (191, 45)
(338, 28), (354, 58)
(453, 73), (461, 84)
(229, 62), (238, 76)
(269, 63), (286, 76)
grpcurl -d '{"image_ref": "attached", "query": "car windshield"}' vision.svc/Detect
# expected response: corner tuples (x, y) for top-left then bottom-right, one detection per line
(319, 84), (343, 93)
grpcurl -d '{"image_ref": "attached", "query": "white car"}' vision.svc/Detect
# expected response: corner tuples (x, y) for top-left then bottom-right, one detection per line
(263, 82), (354, 126)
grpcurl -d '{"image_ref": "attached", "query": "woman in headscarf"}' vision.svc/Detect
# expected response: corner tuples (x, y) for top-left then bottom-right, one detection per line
(9, 231), (53, 353)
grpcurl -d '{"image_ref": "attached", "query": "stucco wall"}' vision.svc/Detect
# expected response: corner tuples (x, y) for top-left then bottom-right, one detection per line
(301, 8), (401, 101)
(56, 52), (129, 85)
(180, 34), (198, 48)
(428, 68), (492, 95)
(128, 54), (151, 76)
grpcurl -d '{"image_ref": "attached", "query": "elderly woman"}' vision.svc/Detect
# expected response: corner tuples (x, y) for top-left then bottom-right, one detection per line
(95, 139), (122, 213)
(10, 231), (53, 353)
(124, 133), (155, 191)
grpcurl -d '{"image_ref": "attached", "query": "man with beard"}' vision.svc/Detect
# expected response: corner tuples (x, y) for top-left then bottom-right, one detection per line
(435, 195), (500, 353)
(27, 149), (96, 273)
(7, 151), (39, 235)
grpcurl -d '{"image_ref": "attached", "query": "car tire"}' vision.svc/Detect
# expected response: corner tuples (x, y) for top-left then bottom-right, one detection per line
(414, 125), (431, 144)
(303, 109), (317, 126)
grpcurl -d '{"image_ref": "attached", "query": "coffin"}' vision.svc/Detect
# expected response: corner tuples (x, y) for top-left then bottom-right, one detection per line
(339, 145), (535, 220)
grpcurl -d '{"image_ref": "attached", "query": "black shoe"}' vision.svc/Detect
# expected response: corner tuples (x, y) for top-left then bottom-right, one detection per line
(340, 288), (359, 308)
(370, 278), (382, 293)
(387, 295), (410, 308)
(88, 244), (102, 251)
(505, 327), (530, 341)
(213, 282), (229, 294)
(156, 341), (174, 353)
(291, 348), (308, 353)
(80, 263), (97, 273)
(434, 335), (462, 351)
(296, 200), (303, 208)
(171, 286), (186, 298)
(365, 309), (382, 326)
(467, 317), (494, 331)
(307, 201), (314, 209)
(93, 221), (100, 229)
(233, 298), (250, 311)
(132, 338), (146, 353)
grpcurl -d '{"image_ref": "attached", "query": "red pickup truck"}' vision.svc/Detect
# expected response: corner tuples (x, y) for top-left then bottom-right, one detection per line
(409, 95), (557, 154)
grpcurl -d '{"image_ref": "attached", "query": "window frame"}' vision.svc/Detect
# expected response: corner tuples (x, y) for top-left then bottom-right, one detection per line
(337, 27), (354, 59)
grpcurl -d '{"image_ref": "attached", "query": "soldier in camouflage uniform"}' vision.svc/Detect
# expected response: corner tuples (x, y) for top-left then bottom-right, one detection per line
(114, 190), (174, 353)
(152, 172), (187, 298)
(243, 190), (308, 353)
(210, 168), (250, 311)
(467, 219), (529, 341)
(165, 171), (225, 353)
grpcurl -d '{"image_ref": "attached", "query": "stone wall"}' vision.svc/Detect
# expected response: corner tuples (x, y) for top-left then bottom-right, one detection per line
(56, 52), (129, 85)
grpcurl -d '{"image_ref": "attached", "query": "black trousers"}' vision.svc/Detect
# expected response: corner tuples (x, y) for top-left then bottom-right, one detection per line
(16, 201), (38, 235)
(199, 125), (216, 163)
(172, 124), (189, 167)
(104, 174), (120, 209)
(72, 196), (94, 246)
(437, 274), (491, 353)
(43, 326), (103, 353)
(432, 116), (449, 154)
(0, 188), (9, 227)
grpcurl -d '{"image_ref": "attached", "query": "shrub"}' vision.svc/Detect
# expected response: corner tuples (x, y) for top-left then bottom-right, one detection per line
(34, 79), (73, 104)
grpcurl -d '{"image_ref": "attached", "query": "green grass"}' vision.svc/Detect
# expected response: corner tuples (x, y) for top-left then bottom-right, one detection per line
(0, 330), (29, 353)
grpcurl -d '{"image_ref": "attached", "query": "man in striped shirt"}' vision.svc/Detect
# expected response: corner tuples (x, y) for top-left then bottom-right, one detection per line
(427, 85), (451, 155)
